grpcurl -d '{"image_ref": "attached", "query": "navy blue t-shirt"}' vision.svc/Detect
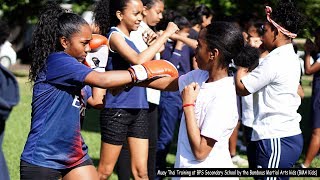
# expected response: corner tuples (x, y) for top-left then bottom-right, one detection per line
(162, 41), (192, 76)
(105, 27), (148, 109)
(21, 52), (93, 169)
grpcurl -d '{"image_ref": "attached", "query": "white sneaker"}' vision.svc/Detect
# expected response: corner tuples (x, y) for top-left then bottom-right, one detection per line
(232, 155), (249, 167)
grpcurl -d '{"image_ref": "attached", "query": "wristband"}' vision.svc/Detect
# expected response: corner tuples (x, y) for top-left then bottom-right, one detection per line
(182, 103), (195, 108)
(128, 69), (136, 83)
(130, 65), (148, 82)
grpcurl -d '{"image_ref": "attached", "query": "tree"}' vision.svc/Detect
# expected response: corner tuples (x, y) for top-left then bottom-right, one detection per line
(165, 0), (319, 37)
(0, 0), (319, 63)
(0, 0), (92, 63)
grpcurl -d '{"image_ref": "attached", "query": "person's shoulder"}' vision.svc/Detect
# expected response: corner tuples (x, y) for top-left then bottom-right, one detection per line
(47, 52), (73, 61)
(108, 27), (123, 39)
(186, 69), (207, 78)
(179, 69), (208, 85)
(188, 28), (199, 40)
(47, 52), (79, 68)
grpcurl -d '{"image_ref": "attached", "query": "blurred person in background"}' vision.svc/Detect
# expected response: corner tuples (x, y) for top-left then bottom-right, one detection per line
(156, 13), (193, 177)
(235, 2), (305, 177)
(187, 4), (214, 69)
(116, 0), (165, 179)
(298, 26), (320, 168)
(0, 19), (20, 180)
(0, 19), (17, 68)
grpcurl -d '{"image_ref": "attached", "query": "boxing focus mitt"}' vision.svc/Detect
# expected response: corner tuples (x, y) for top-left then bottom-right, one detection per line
(84, 34), (109, 72)
(89, 34), (108, 49)
(128, 60), (178, 83)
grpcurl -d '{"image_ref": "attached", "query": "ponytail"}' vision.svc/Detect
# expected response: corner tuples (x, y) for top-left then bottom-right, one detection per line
(29, 2), (64, 82)
(29, 2), (89, 82)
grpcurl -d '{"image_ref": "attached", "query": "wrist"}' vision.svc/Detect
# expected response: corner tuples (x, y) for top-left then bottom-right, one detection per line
(128, 65), (148, 83)
(163, 31), (172, 39)
(128, 69), (136, 83)
(182, 103), (195, 108)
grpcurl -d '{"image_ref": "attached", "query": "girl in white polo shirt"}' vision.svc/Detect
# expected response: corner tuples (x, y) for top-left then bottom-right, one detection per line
(235, 1), (305, 178)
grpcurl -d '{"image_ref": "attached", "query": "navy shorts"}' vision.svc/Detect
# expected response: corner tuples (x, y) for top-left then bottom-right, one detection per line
(20, 158), (93, 180)
(100, 108), (148, 145)
(254, 134), (303, 180)
(311, 77), (320, 129)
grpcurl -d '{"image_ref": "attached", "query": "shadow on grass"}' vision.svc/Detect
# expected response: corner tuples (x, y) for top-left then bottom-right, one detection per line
(82, 108), (101, 133)
(298, 95), (312, 157)
(92, 158), (100, 167)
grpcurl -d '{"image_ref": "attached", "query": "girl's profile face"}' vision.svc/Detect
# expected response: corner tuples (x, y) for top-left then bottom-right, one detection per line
(201, 15), (213, 28)
(261, 22), (275, 51)
(120, 0), (143, 31)
(144, 1), (164, 26)
(63, 24), (92, 62)
(195, 28), (210, 70)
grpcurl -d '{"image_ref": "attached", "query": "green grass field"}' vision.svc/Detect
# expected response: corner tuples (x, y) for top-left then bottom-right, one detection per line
(2, 71), (319, 180)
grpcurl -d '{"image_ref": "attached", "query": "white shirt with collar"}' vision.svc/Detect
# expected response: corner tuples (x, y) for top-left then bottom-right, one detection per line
(241, 43), (302, 141)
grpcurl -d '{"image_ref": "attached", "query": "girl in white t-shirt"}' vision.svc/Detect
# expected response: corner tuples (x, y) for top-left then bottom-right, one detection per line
(146, 21), (259, 178)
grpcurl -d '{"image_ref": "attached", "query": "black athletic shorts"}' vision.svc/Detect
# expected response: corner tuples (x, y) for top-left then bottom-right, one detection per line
(100, 108), (148, 145)
(20, 158), (93, 180)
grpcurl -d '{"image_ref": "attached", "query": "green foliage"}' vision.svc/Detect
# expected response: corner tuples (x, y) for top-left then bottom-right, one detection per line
(217, 0), (237, 16)
(0, 0), (319, 41)
(296, 0), (320, 37)
(72, 1), (93, 14)
(164, 0), (320, 37)
(0, 0), (44, 23)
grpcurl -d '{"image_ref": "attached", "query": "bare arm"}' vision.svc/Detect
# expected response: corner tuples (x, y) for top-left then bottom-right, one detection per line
(84, 70), (132, 89)
(140, 76), (179, 91)
(304, 54), (320, 75)
(87, 87), (106, 109)
(235, 67), (251, 96)
(170, 33), (198, 50)
(111, 22), (179, 65)
(297, 84), (304, 99)
(304, 38), (320, 75)
(182, 82), (216, 160)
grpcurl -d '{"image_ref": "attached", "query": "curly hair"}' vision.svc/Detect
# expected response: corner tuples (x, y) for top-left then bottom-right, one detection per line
(0, 19), (10, 46)
(270, 0), (305, 34)
(205, 22), (259, 69)
(93, 0), (111, 35)
(94, 0), (136, 36)
(29, 2), (88, 82)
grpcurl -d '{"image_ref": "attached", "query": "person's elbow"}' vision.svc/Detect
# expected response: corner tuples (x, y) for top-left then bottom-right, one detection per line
(193, 150), (209, 161)
(235, 84), (251, 96)
(304, 69), (313, 75)
(91, 103), (104, 109)
(236, 88), (250, 96)
(87, 99), (105, 109)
